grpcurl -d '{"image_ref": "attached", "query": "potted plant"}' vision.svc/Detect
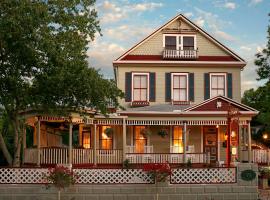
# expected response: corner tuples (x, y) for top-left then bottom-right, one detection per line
(157, 129), (168, 138)
(44, 165), (77, 200)
(104, 127), (113, 138)
(259, 167), (270, 189)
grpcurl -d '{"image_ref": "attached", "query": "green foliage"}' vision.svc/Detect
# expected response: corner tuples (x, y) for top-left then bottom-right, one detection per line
(0, 0), (123, 165)
(186, 158), (192, 168)
(157, 129), (168, 138)
(240, 169), (256, 181)
(123, 159), (130, 169)
(255, 13), (270, 82)
(259, 167), (270, 178)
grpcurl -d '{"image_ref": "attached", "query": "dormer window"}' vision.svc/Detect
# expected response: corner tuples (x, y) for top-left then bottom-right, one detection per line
(163, 34), (197, 59)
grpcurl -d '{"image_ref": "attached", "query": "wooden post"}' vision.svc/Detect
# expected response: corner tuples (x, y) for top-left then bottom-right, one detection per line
(93, 124), (97, 166)
(183, 121), (187, 163)
(37, 117), (41, 166)
(69, 122), (73, 165)
(122, 118), (127, 162)
(247, 121), (252, 163)
(226, 117), (231, 166)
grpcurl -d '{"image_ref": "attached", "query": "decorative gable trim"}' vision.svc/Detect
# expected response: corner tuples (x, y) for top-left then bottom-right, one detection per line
(184, 95), (258, 113)
(114, 14), (246, 64)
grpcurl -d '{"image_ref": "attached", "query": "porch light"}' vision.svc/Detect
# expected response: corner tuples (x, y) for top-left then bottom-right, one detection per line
(232, 147), (237, 156)
(224, 133), (228, 141)
(263, 134), (268, 140)
(216, 125), (219, 128)
(231, 131), (236, 138)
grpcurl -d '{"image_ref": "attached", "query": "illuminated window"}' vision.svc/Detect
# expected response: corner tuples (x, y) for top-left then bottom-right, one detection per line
(99, 126), (113, 150)
(82, 132), (91, 149)
(134, 126), (147, 153)
(172, 126), (183, 153)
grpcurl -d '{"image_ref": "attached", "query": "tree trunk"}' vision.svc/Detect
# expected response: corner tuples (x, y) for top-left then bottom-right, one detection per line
(12, 116), (22, 167)
(0, 132), (13, 166)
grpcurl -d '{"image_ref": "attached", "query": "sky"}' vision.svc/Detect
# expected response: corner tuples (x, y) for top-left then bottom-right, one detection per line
(87, 0), (270, 95)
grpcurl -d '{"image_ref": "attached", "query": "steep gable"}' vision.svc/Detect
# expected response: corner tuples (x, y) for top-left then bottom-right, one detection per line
(115, 14), (245, 63)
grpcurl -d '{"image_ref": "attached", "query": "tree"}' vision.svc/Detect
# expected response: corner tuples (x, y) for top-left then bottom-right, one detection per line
(0, 0), (123, 166)
(255, 14), (270, 82)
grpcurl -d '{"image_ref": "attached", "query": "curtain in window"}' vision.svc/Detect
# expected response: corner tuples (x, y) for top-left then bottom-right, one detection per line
(134, 126), (147, 153)
(173, 75), (187, 101)
(173, 126), (183, 153)
(133, 75), (147, 101)
(83, 132), (90, 148)
(211, 75), (225, 97)
(99, 126), (113, 150)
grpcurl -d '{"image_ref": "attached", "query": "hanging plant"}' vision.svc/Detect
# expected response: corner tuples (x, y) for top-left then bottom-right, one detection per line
(157, 129), (168, 138)
(104, 127), (113, 138)
(141, 128), (151, 138)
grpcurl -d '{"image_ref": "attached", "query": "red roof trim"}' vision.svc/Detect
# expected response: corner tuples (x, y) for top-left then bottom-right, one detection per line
(122, 55), (238, 62)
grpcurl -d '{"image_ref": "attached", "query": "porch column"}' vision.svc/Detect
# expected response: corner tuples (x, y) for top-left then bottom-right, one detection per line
(122, 118), (127, 162)
(183, 121), (187, 163)
(247, 121), (252, 163)
(238, 124), (242, 162)
(22, 125), (26, 164)
(93, 124), (97, 166)
(37, 117), (41, 166)
(68, 122), (73, 165)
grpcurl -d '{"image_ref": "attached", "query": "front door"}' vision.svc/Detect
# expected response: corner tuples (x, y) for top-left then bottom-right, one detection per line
(203, 126), (217, 163)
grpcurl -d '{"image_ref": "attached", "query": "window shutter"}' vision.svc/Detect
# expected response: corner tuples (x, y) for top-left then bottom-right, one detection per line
(227, 73), (233, 99)
(165, 73), (171, 102)
(204, 73), (210, 100)
(125, 72), (132, 102)
(189, 73), (194, 102)
(149, 72), (156, 102)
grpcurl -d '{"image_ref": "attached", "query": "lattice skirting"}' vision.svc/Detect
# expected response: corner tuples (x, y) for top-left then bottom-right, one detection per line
(74, 169), (154, 184)
(0, 167), (236, 184)
(0, 168), (49, 184)
(170, 167), (236, 184)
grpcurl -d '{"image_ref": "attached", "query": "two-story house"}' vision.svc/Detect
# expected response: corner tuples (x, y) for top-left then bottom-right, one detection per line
(22, 14), (258, 167)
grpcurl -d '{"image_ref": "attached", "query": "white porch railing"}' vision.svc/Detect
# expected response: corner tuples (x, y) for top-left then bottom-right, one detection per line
(72, 149), (94, 164)
(97, 149), (123, 164)
(163, 49), (198, 59)
(126, 153), (209, 164)
(252, 149), (270, 164)
(41, 148), (69, 164)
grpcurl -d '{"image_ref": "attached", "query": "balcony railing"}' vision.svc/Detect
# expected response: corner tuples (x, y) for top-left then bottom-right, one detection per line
(163, 49), (198, 60)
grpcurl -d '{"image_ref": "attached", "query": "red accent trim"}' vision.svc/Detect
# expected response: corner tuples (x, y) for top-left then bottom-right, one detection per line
(122, 55), (238, 62)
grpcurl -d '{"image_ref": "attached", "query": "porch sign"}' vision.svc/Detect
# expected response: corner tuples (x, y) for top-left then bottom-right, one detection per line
(227, 104), (240, 166)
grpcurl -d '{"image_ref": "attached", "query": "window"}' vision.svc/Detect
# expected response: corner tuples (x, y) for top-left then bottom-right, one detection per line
(163, 34), (196, 50)
(210, 73), (226, 98)
(172, 126), (183, 153)
(183, 36), (195, 50)
(171, 73), (188, 102)
(99, 126), (113, 150)
(82, 131), (91, 149)
(132, 73), (149, 102)
(165, 36), (177, 50)
(134, 126), (147, 153)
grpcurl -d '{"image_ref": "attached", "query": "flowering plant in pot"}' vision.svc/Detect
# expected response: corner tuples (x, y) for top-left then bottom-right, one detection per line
(44, 165), (77, 200)
(143, 163), (171, 200)
(157, 129), (168, 138)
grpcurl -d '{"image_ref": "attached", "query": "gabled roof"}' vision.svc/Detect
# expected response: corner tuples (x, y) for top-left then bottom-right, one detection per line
(114, 14), (246, 64)
(184, 95), (259, 114)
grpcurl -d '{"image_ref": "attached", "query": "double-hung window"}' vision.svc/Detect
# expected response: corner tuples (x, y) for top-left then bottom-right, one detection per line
(163, 34), (196, 50)
(99, 126), (113, 150)
(171, 73), (188, 102)
(132, 73), (149, 102)
(210, 73), (226, 98)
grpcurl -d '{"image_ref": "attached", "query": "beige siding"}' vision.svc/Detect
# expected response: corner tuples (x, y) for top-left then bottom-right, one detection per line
(219, 125), (227, 162)
(129, 19), (230, 56)
(118, 65), (241, 109)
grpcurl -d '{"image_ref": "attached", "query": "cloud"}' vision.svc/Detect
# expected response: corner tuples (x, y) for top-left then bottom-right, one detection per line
(240, 46), (252, 51)
(194, 17), (205, 27)
(98, 1), (163, 24)
(224, 2), (236, 9)
(213, 30), (236, 41)
(183, 12), (193, 18)
(249, 0), (263, 5)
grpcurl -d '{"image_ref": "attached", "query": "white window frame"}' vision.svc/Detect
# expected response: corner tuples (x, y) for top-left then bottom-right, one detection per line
(171, 73), (189, 102)
(163, 34), (197, 50)
(131, 72), (150, 102)
(210, 73), (227, 98)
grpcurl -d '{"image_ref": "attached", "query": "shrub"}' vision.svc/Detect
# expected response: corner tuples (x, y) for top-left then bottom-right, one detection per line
(143, 163), (171, 182)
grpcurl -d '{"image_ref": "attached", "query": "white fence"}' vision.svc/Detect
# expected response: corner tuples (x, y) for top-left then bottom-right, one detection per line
(126, 153), (209, 164)
(252, 149), (270, 164)
(171, 167), (236, 184)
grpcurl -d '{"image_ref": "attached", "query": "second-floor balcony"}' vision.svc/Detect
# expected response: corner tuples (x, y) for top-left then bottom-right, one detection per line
(163, 48), (198, 60)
